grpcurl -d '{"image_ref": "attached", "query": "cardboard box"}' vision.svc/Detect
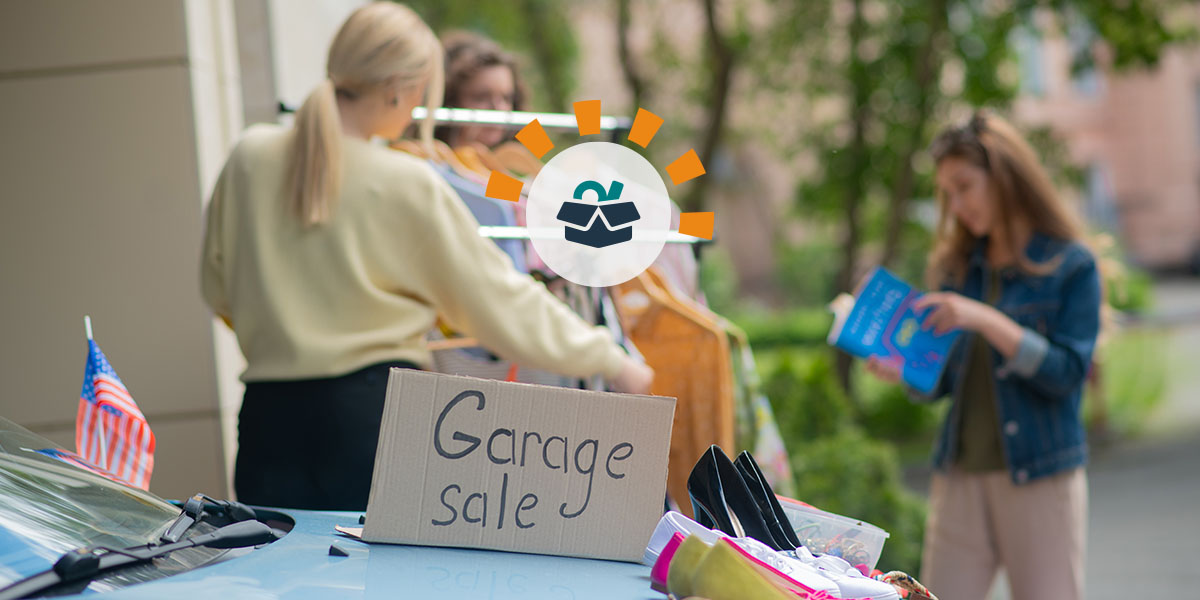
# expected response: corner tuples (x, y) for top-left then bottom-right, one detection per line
(363, 369), (676, 563)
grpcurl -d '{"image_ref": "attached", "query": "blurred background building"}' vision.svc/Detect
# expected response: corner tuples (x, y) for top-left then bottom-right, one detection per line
(1014, 17), (1200, 273)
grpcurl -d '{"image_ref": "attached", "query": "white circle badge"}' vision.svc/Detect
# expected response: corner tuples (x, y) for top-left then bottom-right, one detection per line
(525, 142), (671, 287)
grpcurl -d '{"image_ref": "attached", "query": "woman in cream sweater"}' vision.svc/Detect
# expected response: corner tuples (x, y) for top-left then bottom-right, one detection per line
(200, 2), (652, 511)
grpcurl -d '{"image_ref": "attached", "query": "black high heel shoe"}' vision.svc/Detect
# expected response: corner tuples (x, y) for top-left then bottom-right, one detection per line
(735, 451), (802, 550)
(686, 445), (783, 550)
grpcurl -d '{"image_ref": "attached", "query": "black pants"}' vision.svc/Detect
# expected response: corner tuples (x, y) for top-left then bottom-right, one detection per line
(234, 360), (418, 511)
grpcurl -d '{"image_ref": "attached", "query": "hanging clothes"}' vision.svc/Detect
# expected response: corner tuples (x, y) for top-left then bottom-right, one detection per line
(726, 323), (796, 498)
(612, 268), (735, 516)
(429, 161), (527, 272)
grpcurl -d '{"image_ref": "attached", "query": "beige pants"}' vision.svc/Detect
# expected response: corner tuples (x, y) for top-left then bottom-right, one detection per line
(921, 467), (1087, 600)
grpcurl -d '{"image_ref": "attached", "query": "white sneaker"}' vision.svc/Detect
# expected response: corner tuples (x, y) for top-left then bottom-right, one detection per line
(643, 510), (728, 566)
(790, 544), (901, 600)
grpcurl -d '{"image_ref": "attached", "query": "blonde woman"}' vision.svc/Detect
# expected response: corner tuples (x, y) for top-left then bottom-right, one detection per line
(200, 3), (652, 511)
(865, 112), (1101, 600)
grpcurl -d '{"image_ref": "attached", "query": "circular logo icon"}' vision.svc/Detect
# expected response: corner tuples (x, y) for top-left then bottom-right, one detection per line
(526, 142), (671, 287)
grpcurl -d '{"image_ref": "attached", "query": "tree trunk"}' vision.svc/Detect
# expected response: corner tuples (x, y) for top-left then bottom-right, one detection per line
(616, 0), (648, 112)
(835, 0), (871, 397)
(520, 0), (571, 113)
(682, 0), (737, 213)
(881, 0), (948, 270)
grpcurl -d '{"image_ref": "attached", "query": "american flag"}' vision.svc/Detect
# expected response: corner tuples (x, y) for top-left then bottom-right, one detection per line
(32, 447), (123, 481)
(76, 339), (155, 490)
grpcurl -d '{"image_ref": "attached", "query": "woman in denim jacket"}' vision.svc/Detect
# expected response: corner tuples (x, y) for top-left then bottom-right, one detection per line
(866, 112), (1101, 600)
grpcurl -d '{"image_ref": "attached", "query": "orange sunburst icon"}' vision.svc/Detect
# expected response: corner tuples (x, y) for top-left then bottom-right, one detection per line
(482, 100), (715, 287)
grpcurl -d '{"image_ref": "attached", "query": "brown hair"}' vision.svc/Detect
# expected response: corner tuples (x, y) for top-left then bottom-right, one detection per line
(926, 110), (1086, 288)
(434, 30), (528, 143)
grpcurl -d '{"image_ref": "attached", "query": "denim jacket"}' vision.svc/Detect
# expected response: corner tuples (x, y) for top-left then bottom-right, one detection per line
(917, 232), (1102, 484)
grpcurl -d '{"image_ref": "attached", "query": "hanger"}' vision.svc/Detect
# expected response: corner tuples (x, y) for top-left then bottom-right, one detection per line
(493, 141), (544, 177)
(642, 267), (725, 334)
(430, 139), (481, 180)
(453, 145), (491, 177)
(467, 142), (508, 174)
(389, 138), (428, 158)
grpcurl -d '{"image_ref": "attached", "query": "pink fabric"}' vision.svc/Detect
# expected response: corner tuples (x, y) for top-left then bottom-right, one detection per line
(650, 532), (686, 591)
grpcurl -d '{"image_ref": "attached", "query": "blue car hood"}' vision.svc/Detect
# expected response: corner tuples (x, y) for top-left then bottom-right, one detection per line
(85, 509), (655, 599)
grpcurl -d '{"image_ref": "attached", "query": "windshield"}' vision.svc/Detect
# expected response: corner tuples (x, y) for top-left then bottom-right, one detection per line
(0, 417), (181, 588)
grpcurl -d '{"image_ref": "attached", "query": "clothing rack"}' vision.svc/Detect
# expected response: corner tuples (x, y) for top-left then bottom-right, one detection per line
(277, 102), (632, 142)
(478, 226), (708, 245)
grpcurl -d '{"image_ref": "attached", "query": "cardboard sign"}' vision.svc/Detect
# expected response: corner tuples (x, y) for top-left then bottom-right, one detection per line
(363, 369), (676, 563)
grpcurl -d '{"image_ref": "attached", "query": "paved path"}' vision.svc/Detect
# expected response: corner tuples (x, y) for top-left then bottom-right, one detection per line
(1082, 429), (1200, 599)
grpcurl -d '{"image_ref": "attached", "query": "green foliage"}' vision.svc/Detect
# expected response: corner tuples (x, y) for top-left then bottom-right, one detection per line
(775, 241), (842, 308)
(698, 246), (741, 317)
(733, 309), (832, 349)
(1088, 329), (1168, 436)
(856, 371), (943, 444)
(766, 351), (854, 442)
(763, 351), (928, 574)
(1108, 267), (1154, 314)
(400, 0), (578, 111)
(789, 430), (928, 575)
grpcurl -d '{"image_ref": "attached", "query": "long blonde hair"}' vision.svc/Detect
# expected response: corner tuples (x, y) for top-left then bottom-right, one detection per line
(926, 111), (1086, 288)
(287, 2), (444, 226)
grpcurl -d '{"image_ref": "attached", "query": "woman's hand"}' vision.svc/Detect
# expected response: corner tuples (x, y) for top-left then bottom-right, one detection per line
(864, 356), (902, 384)
(611, 356), (654, 395)
(913, 292), (998, 335)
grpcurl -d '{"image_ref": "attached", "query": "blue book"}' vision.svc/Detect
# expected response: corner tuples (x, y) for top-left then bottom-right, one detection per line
(827, 267), (961, 395)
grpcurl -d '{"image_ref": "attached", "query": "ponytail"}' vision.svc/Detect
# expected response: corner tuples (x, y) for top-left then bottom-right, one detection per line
(419, 44), (444, 157)
(287, 2), (440, 225)
(287, 79), (343, 226)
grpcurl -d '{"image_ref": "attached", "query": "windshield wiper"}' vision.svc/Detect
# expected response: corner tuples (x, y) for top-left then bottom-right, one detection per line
(162, 493), (259, 543)
(0, 520), (281, 600)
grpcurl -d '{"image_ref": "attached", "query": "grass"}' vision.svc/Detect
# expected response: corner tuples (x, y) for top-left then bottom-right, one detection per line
(1086, 328), (1168, 438)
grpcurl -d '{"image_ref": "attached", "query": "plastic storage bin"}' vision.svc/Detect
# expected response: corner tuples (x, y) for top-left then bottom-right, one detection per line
(778, 497), (890, 571)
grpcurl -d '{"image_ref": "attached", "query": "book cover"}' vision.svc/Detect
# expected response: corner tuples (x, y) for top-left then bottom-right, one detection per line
(827, 267), (961, 395)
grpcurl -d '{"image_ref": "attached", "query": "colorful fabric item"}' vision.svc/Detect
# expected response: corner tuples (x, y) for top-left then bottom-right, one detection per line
(875, 571), (938, 600)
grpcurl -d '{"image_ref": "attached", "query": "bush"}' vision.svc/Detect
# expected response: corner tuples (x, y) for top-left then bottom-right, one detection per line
(1086, 328), (1168, 436)
(698, 245), (741, 316)
(763, 351), (928, 574)
(766, 350), (853, 442)
(735, 308), (833, 348)
(855, 366), (943, 444)
(789, 429), (927, 575)
(1107, 266), (1153, 314)
(776, 241), (841, 307)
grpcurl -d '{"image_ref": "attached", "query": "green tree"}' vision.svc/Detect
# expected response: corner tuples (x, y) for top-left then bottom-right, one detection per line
(741, 0), (1193, 392)
(401, 0), (579, 112)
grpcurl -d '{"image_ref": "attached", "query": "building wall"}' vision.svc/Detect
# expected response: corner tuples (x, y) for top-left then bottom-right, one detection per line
(1015, 25), (1200, 270)
(0, 0), (242, 498)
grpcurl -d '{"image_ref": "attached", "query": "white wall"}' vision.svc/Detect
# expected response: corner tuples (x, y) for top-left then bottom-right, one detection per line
(0, 0), (371, 501)
(0, 0), (242, 499)
(268, 0), (367, 112)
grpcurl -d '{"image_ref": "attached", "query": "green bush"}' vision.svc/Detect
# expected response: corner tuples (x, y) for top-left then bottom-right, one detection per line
(1086, 328), (1167, 436)
(776, 241), (841, 307)
(1107, 266), (1153, 314)
(734, 308), (833, 348)
(789, 429), (927, 575)
(855, 367), (943, 444)
(698, 245), (741, 317)
(763, 351), (928, 574)
(766, 350), (853, 442)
